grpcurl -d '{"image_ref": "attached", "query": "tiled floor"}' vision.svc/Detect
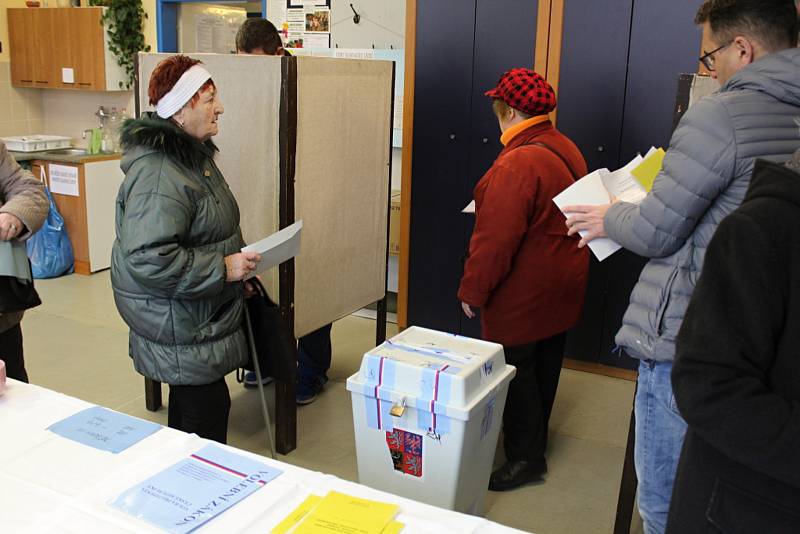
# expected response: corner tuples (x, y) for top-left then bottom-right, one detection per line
(20, 271), (640, 533)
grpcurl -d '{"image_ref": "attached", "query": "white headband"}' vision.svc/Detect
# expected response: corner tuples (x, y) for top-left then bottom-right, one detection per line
(155, 65), (212, 119)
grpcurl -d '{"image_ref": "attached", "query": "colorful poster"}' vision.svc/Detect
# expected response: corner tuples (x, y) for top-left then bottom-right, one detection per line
(109, 444), (283, 533)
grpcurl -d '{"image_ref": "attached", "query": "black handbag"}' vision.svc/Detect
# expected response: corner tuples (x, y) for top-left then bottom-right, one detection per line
(0, 262), (41, 314)
(243, 277), (294, 383)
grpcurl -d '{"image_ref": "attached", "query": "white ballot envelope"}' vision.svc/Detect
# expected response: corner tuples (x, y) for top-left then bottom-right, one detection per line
(241, 220), (303, 278)
(553, 170), (622, 262)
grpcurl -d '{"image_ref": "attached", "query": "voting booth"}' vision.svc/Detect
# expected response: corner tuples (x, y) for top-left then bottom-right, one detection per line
(136, 52), (395, 453)
(346, 327), (516, 515)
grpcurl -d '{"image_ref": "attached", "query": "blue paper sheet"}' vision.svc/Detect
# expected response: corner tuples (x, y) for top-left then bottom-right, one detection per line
(47, 406), (162, 454)
(109, 444), (283, 533)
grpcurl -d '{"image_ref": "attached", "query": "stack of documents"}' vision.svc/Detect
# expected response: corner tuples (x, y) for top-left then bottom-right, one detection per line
(272, 491), (403, 534)
(553, 147), (665, 261)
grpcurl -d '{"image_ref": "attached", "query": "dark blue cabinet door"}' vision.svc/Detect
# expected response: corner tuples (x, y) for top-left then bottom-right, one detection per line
(458, 0), (540, 338)
(557, 0), (703, 369)
(556, 0), (634, 173)
(619, 0), (704, 161)
(408, 0), (540, 338)
(407, 0), (477, 333)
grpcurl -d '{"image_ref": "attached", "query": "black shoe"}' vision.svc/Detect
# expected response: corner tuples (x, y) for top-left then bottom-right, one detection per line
(488, 460), (547, 491)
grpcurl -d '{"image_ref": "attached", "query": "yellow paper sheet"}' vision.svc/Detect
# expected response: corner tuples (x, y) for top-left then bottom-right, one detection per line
(272, 495), (323, 534)
(630, 148), (666, 192)
(381, 521), (404, 534)
(294, 491), (399, 534)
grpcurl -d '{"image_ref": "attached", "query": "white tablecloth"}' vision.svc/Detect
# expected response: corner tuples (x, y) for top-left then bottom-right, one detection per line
(0, 380), (527, 533)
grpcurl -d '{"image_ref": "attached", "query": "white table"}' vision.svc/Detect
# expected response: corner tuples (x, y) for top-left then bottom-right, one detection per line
(0, 380), (528, 533)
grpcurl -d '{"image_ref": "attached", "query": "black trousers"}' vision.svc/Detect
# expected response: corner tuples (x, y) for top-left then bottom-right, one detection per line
(168, 379), (231, 444)
(501, 332), (567, 463)
(0, 323), (28, 383)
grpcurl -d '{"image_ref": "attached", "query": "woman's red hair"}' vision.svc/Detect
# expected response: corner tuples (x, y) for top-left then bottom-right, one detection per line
(148, 55), (215, 108)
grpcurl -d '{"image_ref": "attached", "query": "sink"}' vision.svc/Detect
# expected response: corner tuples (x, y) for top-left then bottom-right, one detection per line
(47, 148), (89, 156)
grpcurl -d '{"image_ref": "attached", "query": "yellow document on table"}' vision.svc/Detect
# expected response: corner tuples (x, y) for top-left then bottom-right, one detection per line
(293, 491), (400, 534)
(271, 495), (323, 534)
(381, 521), (405, 533)
(630, 147), (666, 192)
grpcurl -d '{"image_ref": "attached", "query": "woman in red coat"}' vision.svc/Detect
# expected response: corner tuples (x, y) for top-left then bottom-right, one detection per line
(458, 68), (588, 491)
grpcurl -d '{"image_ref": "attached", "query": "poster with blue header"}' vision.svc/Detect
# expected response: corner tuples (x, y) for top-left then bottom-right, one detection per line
(109, 444), (283, 533)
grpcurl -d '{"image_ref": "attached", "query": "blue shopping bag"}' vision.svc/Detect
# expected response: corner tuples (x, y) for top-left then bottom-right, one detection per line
(26, 185), (74, 279)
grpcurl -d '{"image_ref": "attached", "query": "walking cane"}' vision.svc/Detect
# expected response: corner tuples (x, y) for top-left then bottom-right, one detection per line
(244, 304), (277, 459)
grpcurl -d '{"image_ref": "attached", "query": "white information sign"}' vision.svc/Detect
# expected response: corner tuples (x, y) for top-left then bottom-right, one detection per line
(48, 164), (79, 197)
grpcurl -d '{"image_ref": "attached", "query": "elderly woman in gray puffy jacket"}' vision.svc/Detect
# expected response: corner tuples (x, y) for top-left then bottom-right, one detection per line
(112, 55), (260, 443)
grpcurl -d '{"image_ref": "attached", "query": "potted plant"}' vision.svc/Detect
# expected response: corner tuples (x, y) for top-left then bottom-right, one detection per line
(89, 0), (151, 89)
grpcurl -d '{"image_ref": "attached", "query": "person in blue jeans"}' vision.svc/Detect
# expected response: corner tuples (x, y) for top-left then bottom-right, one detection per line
(564, 1), (800, 532)
(235, 18), (333, 405)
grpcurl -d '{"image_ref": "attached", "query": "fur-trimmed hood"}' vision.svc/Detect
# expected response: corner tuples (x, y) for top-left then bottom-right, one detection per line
(119, 112), (218, 173)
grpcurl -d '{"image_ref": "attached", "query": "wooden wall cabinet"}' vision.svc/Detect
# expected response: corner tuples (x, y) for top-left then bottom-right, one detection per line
(31, 158), (124, 275)
(8, 7), (126, 91)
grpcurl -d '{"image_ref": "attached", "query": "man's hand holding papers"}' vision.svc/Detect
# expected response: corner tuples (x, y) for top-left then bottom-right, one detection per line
(553, 148), (664, 261)
(563, 202), (613, 248)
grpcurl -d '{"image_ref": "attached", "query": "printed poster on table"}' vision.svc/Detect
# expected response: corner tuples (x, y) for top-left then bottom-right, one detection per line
(109, 444), (283, 533)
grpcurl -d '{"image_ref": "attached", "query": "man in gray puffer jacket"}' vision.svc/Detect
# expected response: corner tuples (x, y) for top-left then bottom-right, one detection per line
(565, 2), (800, 533)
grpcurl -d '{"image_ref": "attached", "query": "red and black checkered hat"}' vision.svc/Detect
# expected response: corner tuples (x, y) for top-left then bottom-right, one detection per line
(485, 68), (556, 116)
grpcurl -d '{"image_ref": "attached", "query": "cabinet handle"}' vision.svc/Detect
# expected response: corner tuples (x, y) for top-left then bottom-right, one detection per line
(449, 133), (456, 140)
(20, 79), (33, 83)
(597, 146), (605, 153)
(482, 137), (489, 144)
(78, 82), (92, 86)
(36, 81), (49, 84)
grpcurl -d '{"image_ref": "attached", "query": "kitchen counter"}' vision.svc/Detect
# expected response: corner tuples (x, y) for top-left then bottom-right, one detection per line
(10, 150), (121, 164)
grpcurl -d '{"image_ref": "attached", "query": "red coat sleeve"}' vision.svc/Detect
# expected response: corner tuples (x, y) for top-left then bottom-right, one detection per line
(458, 161), (536, 307)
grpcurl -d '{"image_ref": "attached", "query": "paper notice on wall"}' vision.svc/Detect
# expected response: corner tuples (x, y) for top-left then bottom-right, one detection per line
(304, 5), (329, 33)
(268, 0), (287, 27)
(196, 16), (214, 52)
(287, 0), (329, 7)
(48, 164), (79, 196)
(303, 33), (330, 48)
(393, 95), (404, 131)
(334, 49), (375, 60)
(195, 9), (245, 54)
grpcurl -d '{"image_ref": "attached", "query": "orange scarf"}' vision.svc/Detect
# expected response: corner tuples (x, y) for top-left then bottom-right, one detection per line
(500, 115), (549, 146)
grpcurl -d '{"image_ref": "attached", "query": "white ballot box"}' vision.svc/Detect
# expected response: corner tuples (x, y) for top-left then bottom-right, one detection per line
(346, 327), (516, 516)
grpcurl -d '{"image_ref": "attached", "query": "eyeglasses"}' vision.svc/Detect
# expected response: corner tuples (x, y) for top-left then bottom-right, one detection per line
(699, 42), (731, 71)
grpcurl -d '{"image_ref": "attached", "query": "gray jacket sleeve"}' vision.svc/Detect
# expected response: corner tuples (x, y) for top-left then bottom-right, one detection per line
(604, 97), (737, 258)
(0, 142), (48, 240)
